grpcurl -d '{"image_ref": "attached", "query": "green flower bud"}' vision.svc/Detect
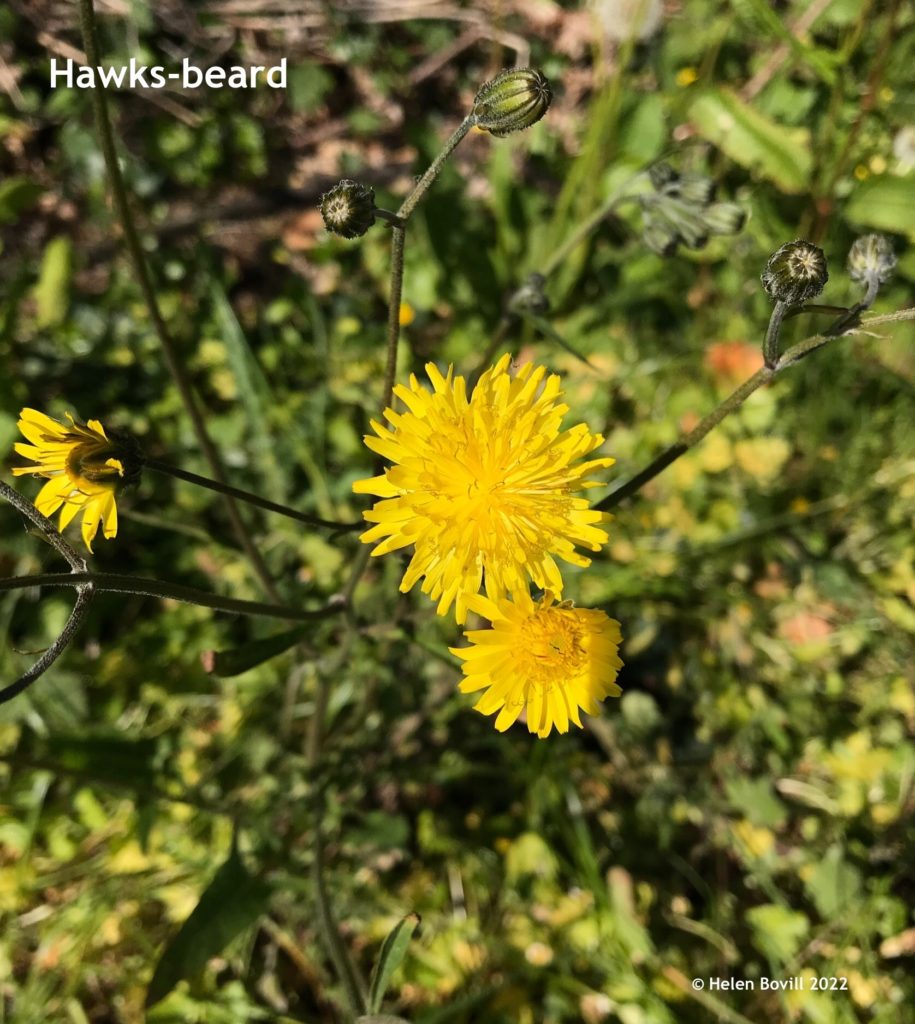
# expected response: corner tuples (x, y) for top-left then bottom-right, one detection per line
(320, 179), (376, 239)
(761, 240), (828, 306)
(472, 68), (552, 137)
(702, 202), (746, 236)
(847, 233), (896, 286)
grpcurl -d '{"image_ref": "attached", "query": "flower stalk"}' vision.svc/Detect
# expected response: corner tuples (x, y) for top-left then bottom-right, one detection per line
(145, 459), (360, 533)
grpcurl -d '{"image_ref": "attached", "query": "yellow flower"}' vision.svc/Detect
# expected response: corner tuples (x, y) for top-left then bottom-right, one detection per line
(12, 408), (139, 551)
(354, 355), (614, 623)
(450, 590), (623, 737)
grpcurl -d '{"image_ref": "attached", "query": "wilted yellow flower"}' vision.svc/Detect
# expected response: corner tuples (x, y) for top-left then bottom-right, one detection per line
(450, 590), (623, 738)
(12, 408), (140, 551)
(354, 355), (614, 623)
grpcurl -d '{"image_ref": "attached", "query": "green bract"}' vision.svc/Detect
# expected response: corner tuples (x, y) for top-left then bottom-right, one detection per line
(472, 68), (552, 137)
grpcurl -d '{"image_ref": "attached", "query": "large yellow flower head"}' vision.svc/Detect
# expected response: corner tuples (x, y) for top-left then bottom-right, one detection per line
(354, 355), (614, 623)
(450, 590), (623, 738)
(12, 408), (141, 552)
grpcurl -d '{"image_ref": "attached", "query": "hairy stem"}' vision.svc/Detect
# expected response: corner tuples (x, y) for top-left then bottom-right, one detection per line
(77, 0), (279, 601)
(381, 225), (407, 415)
(397, 117), (474, 221)
(0, 480), (87, 571)
(762, 300), (789, 368)
(0, 572), (343, 622)
(146, 459), (360, 533)
(0, 586), (96, 705)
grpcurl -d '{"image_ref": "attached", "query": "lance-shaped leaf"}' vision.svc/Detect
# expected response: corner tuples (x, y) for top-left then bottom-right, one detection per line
(146, 842), (272, 1007)
(367, 913), (420, 1013)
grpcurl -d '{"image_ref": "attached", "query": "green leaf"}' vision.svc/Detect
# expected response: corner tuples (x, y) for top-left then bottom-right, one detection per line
(34, 236), (73, 328)
(725, 776), (787, 828)
(368, 913), (420, 1014)
(210, 283), (286, 501)
(0, 177), (42, 224)
(746, 903), (809, 964)
(204, 625), (309, 677)
(805, 845), (861, 919)
(688, 88), (812, 193)
(845, 176), (915, 240)
(145, 843), (272, 1007)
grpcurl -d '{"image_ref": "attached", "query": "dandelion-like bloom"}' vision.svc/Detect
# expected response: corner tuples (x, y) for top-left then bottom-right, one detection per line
(353, 355), (614, 623)
(12, 408), (140, 552)
(450, 591), (623, 737)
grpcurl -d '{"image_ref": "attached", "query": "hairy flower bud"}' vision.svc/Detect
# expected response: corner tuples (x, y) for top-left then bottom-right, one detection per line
(761, 240), (828, 306)
(472, 68), (552, 137)
(847, 233), (896, 286)
(320, 179), (376, 239)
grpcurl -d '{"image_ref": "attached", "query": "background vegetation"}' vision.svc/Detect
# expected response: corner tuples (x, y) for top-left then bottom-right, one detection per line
(1, 0), (913, 1021)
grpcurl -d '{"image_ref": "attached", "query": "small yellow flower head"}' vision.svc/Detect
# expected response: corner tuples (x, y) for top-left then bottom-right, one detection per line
(472, 68), (552, 137)
(12, 408), (142, 552)
(450, 590), (623, 738)
(353, 355), (614, 623)
(761, 240), (828, 306)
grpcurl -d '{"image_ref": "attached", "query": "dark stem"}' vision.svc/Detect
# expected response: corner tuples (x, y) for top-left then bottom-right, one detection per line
(77, 0), (280, 602)
(396, 117), (474, 221)
(0, 479), (87, 571)
(146, 459), (360, 533)
(0, 572), (344, 622)
(0, 586), (96, 705)
(381, 225), (407, 415)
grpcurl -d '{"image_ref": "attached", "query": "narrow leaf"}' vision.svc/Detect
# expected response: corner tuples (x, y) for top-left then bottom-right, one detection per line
(146, 844), (271, 1007)
(203, 625), (309, 677)
(368, 913), (420, 1013)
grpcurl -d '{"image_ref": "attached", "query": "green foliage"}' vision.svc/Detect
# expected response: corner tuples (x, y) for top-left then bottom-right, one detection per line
(1, 0), (914, 1022)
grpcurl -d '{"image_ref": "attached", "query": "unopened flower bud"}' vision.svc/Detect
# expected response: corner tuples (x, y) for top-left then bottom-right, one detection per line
(472, 68), (552, 137)
(847, 233), (896, 286)
(320, 179), (376, 239)
(761, 240), (828, 306)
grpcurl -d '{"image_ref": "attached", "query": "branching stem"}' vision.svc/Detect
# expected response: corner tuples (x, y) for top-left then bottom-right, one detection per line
(596, 307), (915, 512)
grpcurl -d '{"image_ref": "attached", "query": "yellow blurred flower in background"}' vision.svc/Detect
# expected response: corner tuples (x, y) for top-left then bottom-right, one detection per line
(450, 590), (623, 737)
(12, 408), (140, 552)
(354, 355), (614, 623)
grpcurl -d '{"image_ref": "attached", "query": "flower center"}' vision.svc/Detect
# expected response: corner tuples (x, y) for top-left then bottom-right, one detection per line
(519, 609), (587, 686)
